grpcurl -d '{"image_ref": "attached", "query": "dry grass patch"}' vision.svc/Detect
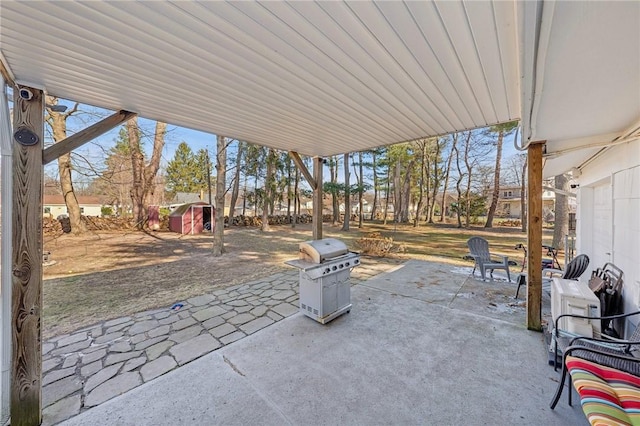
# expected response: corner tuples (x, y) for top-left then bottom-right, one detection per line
(43, 221), (555, 338)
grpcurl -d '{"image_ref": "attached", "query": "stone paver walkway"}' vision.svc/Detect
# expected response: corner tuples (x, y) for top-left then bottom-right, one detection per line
(41, 259), (400, 425)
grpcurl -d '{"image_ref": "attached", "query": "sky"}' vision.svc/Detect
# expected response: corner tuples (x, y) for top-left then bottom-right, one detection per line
(43, 97), (524, 186)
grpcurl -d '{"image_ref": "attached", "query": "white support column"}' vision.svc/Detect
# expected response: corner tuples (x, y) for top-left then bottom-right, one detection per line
(0, 76), (13, 426)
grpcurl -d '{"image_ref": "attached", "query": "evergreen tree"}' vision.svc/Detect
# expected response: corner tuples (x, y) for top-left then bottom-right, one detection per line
(166, 142), (198, 194)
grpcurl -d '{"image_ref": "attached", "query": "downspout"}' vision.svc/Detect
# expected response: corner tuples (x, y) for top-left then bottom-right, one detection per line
(0, 77), (12, 426)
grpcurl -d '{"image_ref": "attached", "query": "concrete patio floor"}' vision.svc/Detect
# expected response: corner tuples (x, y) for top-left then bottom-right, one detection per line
(60, 260), (587, 425)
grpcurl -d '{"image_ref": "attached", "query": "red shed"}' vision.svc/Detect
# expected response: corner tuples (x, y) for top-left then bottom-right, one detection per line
(168, 202), (214, 235)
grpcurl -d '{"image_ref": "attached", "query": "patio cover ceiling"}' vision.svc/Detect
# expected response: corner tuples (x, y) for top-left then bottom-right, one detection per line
(1, 1), (638, 177)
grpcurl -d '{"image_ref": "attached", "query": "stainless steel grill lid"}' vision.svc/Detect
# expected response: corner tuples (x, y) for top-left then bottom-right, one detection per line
(298, 238), (349, 264)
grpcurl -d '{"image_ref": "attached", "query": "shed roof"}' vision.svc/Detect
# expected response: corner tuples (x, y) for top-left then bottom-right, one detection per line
(169, 202), (211, 217)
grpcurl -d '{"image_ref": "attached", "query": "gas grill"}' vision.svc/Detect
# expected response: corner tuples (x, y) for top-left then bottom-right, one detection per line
(286, 238), (360, 324)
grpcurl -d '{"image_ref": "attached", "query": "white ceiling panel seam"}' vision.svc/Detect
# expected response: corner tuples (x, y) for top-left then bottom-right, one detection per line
(351, 1), (452, 133)
(7, 42), (392, 146)
(259, 1), (447, 135)
(224, 1), (436, 136)
(178, 0), (420, 136)
(104, 1), (404, 138)
(332, 2), (440, 134)
(374, 1), (466, 131)
(435, 2), (494, 125)
(408, 1), (485, 126)
(462, 1), (506, 122)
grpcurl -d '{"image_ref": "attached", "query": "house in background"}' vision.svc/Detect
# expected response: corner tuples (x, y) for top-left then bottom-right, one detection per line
(489, 186), (557, 220)
(43, 195), (102, 218)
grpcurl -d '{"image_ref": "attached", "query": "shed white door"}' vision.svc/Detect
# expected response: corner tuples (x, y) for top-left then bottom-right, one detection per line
(591, 181), (612, 269)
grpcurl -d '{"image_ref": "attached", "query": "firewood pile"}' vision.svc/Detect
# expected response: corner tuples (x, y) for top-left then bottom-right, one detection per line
(224, 214), (315, 227)
(43, 216), (140, 236)
(43, 212), (329, 236)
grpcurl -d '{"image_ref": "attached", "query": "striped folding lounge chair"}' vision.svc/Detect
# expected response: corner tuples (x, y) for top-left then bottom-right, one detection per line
(550, 341), (640, 426)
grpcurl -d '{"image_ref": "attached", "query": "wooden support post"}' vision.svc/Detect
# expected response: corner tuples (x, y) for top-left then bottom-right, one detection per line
(11, 86), (44, 425)
(526, 141), (545, 331)
(312, 156), (323, 240)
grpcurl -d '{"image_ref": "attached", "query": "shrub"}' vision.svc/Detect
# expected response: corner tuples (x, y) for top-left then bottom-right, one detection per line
(355, 232), (394, 256)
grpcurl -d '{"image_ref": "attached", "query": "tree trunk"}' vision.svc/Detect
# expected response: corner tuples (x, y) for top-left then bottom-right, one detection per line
(142, 121), (166, 212)
(454, 144), (464, 228)
(440, 135), (456, 222)
(292, 167), (299, 228)
(127, 118), (145, 229)
(229, 140), (243, 218)
(342, 152), (350, 231)
(414, 142), (426, 227)
(383, 163), (391, 225)
(128, 119), (165, 230)
(261, 148), (275, 231)
(520, 161), (527, 232)
(286, 154), (292, 221)
(358, 151), (363, 228)
(485, 130), (504, 228)
(370, 151), (378, 221)
(213, 136), (227, 256)
(401, 160), (414, 223)
(46, 97), (86, 234)
(328, 156), (340, 224)
(463, 132), (473, 228)
(552, 174), (569, 249)
(393, 161), (402, 222)
(428, 139), (442, 223)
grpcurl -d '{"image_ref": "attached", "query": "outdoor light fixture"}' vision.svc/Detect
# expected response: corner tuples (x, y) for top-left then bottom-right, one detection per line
(46, 104), (67, 112)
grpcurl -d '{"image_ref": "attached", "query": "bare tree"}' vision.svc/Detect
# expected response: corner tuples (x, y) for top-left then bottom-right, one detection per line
(485, 121), (518, 228)
(521, 159), (527, 232)
(229, 140), (244, 217)
(341, 152), (350, 231)
(127, 117), (166, 230)
(413, 140), (427, 227)
(462, 132), (474, 228)
(261, 148), (276, 232)
(45, 96), (85, 234)
(552, 173), (570, 249)
(213, 135), (227, 256)
(292, 164), (300, 228)
(383, 160), (391, 225)
(505, 153), (528, 232)
(440, 134), (456, 222)
(427, 138), (444, 223)
(454, 142), (464, 228)
(358, 151), (364, 227)
(327, 156), (341, 224)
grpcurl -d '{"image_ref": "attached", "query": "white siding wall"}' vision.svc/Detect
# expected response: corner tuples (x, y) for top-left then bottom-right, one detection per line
(576, 139), (640, 335)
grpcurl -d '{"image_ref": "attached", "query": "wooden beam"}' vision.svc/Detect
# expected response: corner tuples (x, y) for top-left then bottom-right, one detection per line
(0, 52), (15, 87)
(526, 141), (545, 331)
(11, 86), (44, 425)
(289, 151), (316, 189)
(42, 110), (136, 165)
(312, 156), (323, 240)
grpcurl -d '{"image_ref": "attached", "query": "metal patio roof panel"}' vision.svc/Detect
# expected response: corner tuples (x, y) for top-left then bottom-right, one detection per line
(0, 1), (520, 156)
(529, 1), (640, 147)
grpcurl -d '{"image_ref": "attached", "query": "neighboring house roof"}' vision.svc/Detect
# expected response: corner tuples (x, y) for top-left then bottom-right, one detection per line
(171, 192), (206, 205)
(44, 195), (102, 206)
